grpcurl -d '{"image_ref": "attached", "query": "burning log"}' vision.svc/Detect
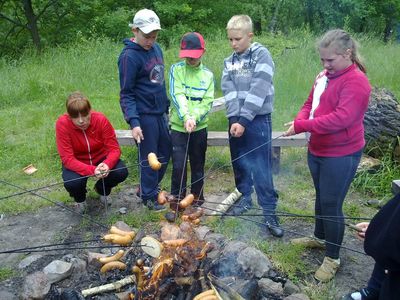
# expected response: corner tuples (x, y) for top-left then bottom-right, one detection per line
(81, 275), (135, 297)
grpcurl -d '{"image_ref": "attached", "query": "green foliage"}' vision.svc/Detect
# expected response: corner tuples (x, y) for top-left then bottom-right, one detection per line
(353, 153), (400, 198)
(1, 1), (400, 58)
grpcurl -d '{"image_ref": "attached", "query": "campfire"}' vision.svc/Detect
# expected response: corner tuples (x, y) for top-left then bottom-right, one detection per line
(13, 187), (302, 299)
(83, 191), (225, 300)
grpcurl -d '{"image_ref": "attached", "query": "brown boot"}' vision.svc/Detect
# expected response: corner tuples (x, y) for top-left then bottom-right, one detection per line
(290, 236), (325, 249)
(314, 256), (340, 282)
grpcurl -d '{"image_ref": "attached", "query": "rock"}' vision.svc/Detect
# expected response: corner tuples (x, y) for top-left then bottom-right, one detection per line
(119, 207), (128, 214)
(0, 290), (17, 300)
(42, 260), (73, 283)
(87, 251), (107, 266)
(233, 278), (259, 299)
(114, 221), (132, 231)
(258, 278), (284, 297)
(194, 225), (212, 240)
(237, 247), (272, 278)
(21, 271), (51, 300)
(204, 233), (227, 251)
(18, 254), (43, 269)
(366, 199), (383, 208)
(221, 240), (248, 256)
(283, 279), (301, 295)
(70, 257), (87, 274)
(284, 293), (310, 300)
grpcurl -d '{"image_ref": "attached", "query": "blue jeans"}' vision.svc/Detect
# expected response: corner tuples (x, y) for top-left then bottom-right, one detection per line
(229, 114), (278, 212)
(307, 149), (362, 258)
(62, 159), (128, 202)
(138, 114), (171, 201)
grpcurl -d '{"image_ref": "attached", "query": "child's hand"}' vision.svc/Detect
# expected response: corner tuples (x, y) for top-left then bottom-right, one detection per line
(230, 123), (245, 137)
(355, 222), (369, 240)
(185, 119), (196, 133)
(95, 163), (109, 178)
(283, 121), (295, 136)
(132, 127), (144, 144)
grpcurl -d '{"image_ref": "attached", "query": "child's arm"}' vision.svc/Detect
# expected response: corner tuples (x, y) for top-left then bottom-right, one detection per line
(118, 54), (140, 129)
(190, 74), (215, 124)
(169, 64), (191, 121)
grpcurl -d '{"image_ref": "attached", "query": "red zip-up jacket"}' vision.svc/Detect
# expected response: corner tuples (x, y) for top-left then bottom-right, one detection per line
(55, 111), (121, 176)
(294, 64), (371, 157)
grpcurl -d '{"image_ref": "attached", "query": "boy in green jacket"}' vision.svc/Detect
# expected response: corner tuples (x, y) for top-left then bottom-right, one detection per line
(169, 32), (215, 203)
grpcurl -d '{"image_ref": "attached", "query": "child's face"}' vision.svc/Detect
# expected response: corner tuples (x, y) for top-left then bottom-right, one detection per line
(185, 57), (201, 67)
(133, 28), (159, 50)
(227, 29), (253, 54)
(70, 112), (91, 130)
(319, 46), (352, 75)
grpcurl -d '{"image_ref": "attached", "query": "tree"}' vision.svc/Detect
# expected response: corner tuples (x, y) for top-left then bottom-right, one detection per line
(0, 0), (57, 52)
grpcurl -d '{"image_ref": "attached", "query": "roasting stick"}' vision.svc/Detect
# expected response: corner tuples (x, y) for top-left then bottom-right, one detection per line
(81, 275), (135, 297)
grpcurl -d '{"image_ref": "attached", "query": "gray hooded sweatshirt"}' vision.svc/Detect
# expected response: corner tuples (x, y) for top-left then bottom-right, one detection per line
(221, 42), (275, 128)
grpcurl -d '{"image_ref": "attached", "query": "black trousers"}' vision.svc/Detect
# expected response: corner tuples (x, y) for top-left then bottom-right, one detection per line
(62, 160), (128, 203)
(170, 128), (207, 200)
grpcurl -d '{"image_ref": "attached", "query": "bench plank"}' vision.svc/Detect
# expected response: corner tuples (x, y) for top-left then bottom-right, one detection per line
(115, 129), (307, 147)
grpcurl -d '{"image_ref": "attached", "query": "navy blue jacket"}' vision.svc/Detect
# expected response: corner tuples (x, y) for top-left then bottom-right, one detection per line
(118, 38), (169, 128)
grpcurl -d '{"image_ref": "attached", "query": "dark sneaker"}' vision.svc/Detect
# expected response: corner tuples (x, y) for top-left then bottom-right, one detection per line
(342, 287), (379, 300)
(226, 195), (252, 216)
(228, 204), (252, 216)
(146, 201), (166, 212)
(265, 215), (284, 237)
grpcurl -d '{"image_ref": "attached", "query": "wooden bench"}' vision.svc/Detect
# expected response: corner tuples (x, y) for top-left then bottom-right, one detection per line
(393, 180), (400, 195)
(115, 97), (307, 173)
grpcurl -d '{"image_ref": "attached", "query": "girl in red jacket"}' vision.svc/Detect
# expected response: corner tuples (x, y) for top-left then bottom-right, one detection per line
(284, 29), (371, 282)
(56, 92), (128, 212)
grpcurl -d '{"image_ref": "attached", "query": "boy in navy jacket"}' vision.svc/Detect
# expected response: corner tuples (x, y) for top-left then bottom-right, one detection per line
(118, 9), (171, 210)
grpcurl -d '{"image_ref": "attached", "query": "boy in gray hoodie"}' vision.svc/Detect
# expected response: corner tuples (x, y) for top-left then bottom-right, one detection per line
(221, 15), (283, 237)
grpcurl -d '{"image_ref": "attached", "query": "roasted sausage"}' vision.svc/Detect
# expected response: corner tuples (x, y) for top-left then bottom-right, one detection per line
(178, 194), (194, 209)
(148, 152), (161, 170)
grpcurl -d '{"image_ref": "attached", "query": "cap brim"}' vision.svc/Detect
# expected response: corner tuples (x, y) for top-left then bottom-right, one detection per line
(140, 24), (161, 34)
(179, 49), (205, 59)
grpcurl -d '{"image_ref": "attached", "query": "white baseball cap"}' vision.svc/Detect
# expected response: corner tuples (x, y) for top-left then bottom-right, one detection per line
(129, 9), (161, 34)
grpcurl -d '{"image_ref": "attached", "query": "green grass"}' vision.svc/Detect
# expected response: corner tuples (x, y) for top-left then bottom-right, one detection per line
(1, 34), (398, 200)
(0, 267), (15, 282)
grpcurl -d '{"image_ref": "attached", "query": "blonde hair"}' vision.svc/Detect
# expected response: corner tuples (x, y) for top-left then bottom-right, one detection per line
(226, 15), (253, 33)
(318, 29), (367, 73)
(66, 91), (91, 118)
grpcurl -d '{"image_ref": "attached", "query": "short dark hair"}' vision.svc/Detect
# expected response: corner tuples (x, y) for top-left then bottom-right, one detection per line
(66, 91), (91, 118)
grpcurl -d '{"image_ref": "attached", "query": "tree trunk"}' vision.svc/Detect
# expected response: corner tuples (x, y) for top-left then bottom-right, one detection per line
(22, 0), (41, 51)
(364, 88), (400, 161)
(268, 0), (283, 33)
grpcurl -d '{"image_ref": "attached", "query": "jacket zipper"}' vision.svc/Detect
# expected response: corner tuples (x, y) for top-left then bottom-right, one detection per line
(82, 130), (93, 165)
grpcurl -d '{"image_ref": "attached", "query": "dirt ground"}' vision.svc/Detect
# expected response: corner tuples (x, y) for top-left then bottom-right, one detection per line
(0, 185), (376, 300)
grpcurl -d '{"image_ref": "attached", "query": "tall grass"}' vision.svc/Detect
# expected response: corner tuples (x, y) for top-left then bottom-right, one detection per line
(0, 34), (399, 203)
